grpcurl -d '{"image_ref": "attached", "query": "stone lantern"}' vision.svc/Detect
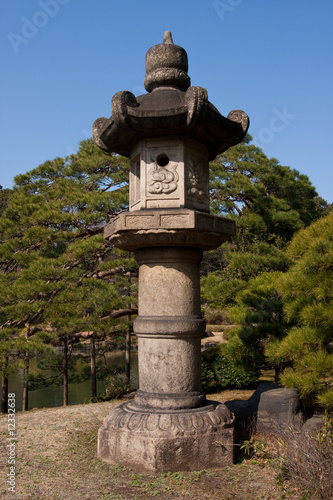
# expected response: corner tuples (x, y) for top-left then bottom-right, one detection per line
(93, 31), (249, 472)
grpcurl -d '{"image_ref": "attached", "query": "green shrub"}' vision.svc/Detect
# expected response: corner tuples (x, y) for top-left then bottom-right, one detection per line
(201, 346), (260, 392)
(201, 360), (218, 392)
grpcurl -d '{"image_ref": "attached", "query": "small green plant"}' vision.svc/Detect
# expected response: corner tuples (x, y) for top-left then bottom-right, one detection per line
(128, 479), (145, 488)
(240, 437), (268, 459)
(316, 412), (333, 451)
(240, 437), (254, 455)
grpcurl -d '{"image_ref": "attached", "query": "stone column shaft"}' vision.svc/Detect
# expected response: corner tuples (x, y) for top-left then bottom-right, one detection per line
(133, 247), (205, 410)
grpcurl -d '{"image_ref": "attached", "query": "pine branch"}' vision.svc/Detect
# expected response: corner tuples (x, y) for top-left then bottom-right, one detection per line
(82, 267), (138, 279)
(101, 308), (138, 321)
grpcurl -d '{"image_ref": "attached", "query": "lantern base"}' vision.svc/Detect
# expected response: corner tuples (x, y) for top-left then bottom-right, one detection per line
(97, 401), (235, 472)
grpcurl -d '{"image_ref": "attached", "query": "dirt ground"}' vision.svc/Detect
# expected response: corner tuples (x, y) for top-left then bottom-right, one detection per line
(0, 391), (301, 499)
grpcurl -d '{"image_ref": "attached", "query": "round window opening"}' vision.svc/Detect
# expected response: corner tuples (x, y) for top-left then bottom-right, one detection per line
(156, 154), (169, 167)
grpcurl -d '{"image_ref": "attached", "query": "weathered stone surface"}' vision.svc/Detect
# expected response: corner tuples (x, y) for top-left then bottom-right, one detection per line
(97, 401), (235, 472)
(135, 247), (202, 316)
(301, 414), (325, 435)
(104, 209), (236, 251)
(134, 316), (205, 336)
(133, 246), (205, 411)
(134, 336), (204, 410)
(134, 388), (206, 411)
(254, 386), (302, 434)
(144, 31), (190, 92)
(225, 383), (304, 440)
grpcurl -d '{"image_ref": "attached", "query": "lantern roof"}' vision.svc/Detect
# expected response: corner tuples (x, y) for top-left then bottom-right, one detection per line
(93, 32), (249, 160)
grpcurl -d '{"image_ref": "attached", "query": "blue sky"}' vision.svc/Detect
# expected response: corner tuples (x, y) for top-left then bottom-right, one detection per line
(1, 0), (332, 202)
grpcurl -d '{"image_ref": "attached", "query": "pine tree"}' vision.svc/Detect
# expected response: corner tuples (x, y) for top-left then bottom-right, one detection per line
(226, 271), (288, 381)
(0, 139), (137, 409)
(201, 134), (325, 309)
(266, 212), (333, 410)
(0, 188), (12, 217)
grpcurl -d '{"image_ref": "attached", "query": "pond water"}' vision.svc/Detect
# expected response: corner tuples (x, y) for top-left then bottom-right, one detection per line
(6, 349), (138, 411)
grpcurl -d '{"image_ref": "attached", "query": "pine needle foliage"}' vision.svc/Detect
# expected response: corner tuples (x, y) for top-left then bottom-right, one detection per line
(201, 134), (324, 308)
(226, 271), (288, 374)
(0, 139), (136, 392)
(266, 212), (333, 409)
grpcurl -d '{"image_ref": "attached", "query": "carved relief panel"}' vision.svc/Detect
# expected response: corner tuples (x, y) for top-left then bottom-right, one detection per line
(145, 142), (182, 209)
(185, 148), (209, 212)
(147, 155), (179, 195)
(129, 138), (209, 212)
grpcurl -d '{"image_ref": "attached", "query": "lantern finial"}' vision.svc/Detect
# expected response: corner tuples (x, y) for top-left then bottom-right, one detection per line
(163, 31), (173, 44)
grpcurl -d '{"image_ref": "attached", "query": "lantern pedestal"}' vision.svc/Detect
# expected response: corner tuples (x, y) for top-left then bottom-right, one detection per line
(98, 401), (234, 473)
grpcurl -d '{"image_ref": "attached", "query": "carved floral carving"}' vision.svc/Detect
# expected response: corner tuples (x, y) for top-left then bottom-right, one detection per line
(148, 163), (179, 195)
(103, 401), (234, 435)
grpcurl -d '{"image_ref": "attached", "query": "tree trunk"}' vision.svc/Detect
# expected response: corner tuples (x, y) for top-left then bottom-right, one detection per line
(1, 358), (9, 413)
(22, 356), (29, 411)
(125, 315), (131, 384)
(90, 337), (96, 398)
(63, 336), (68, 406)
(274, 362), (285, 383)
